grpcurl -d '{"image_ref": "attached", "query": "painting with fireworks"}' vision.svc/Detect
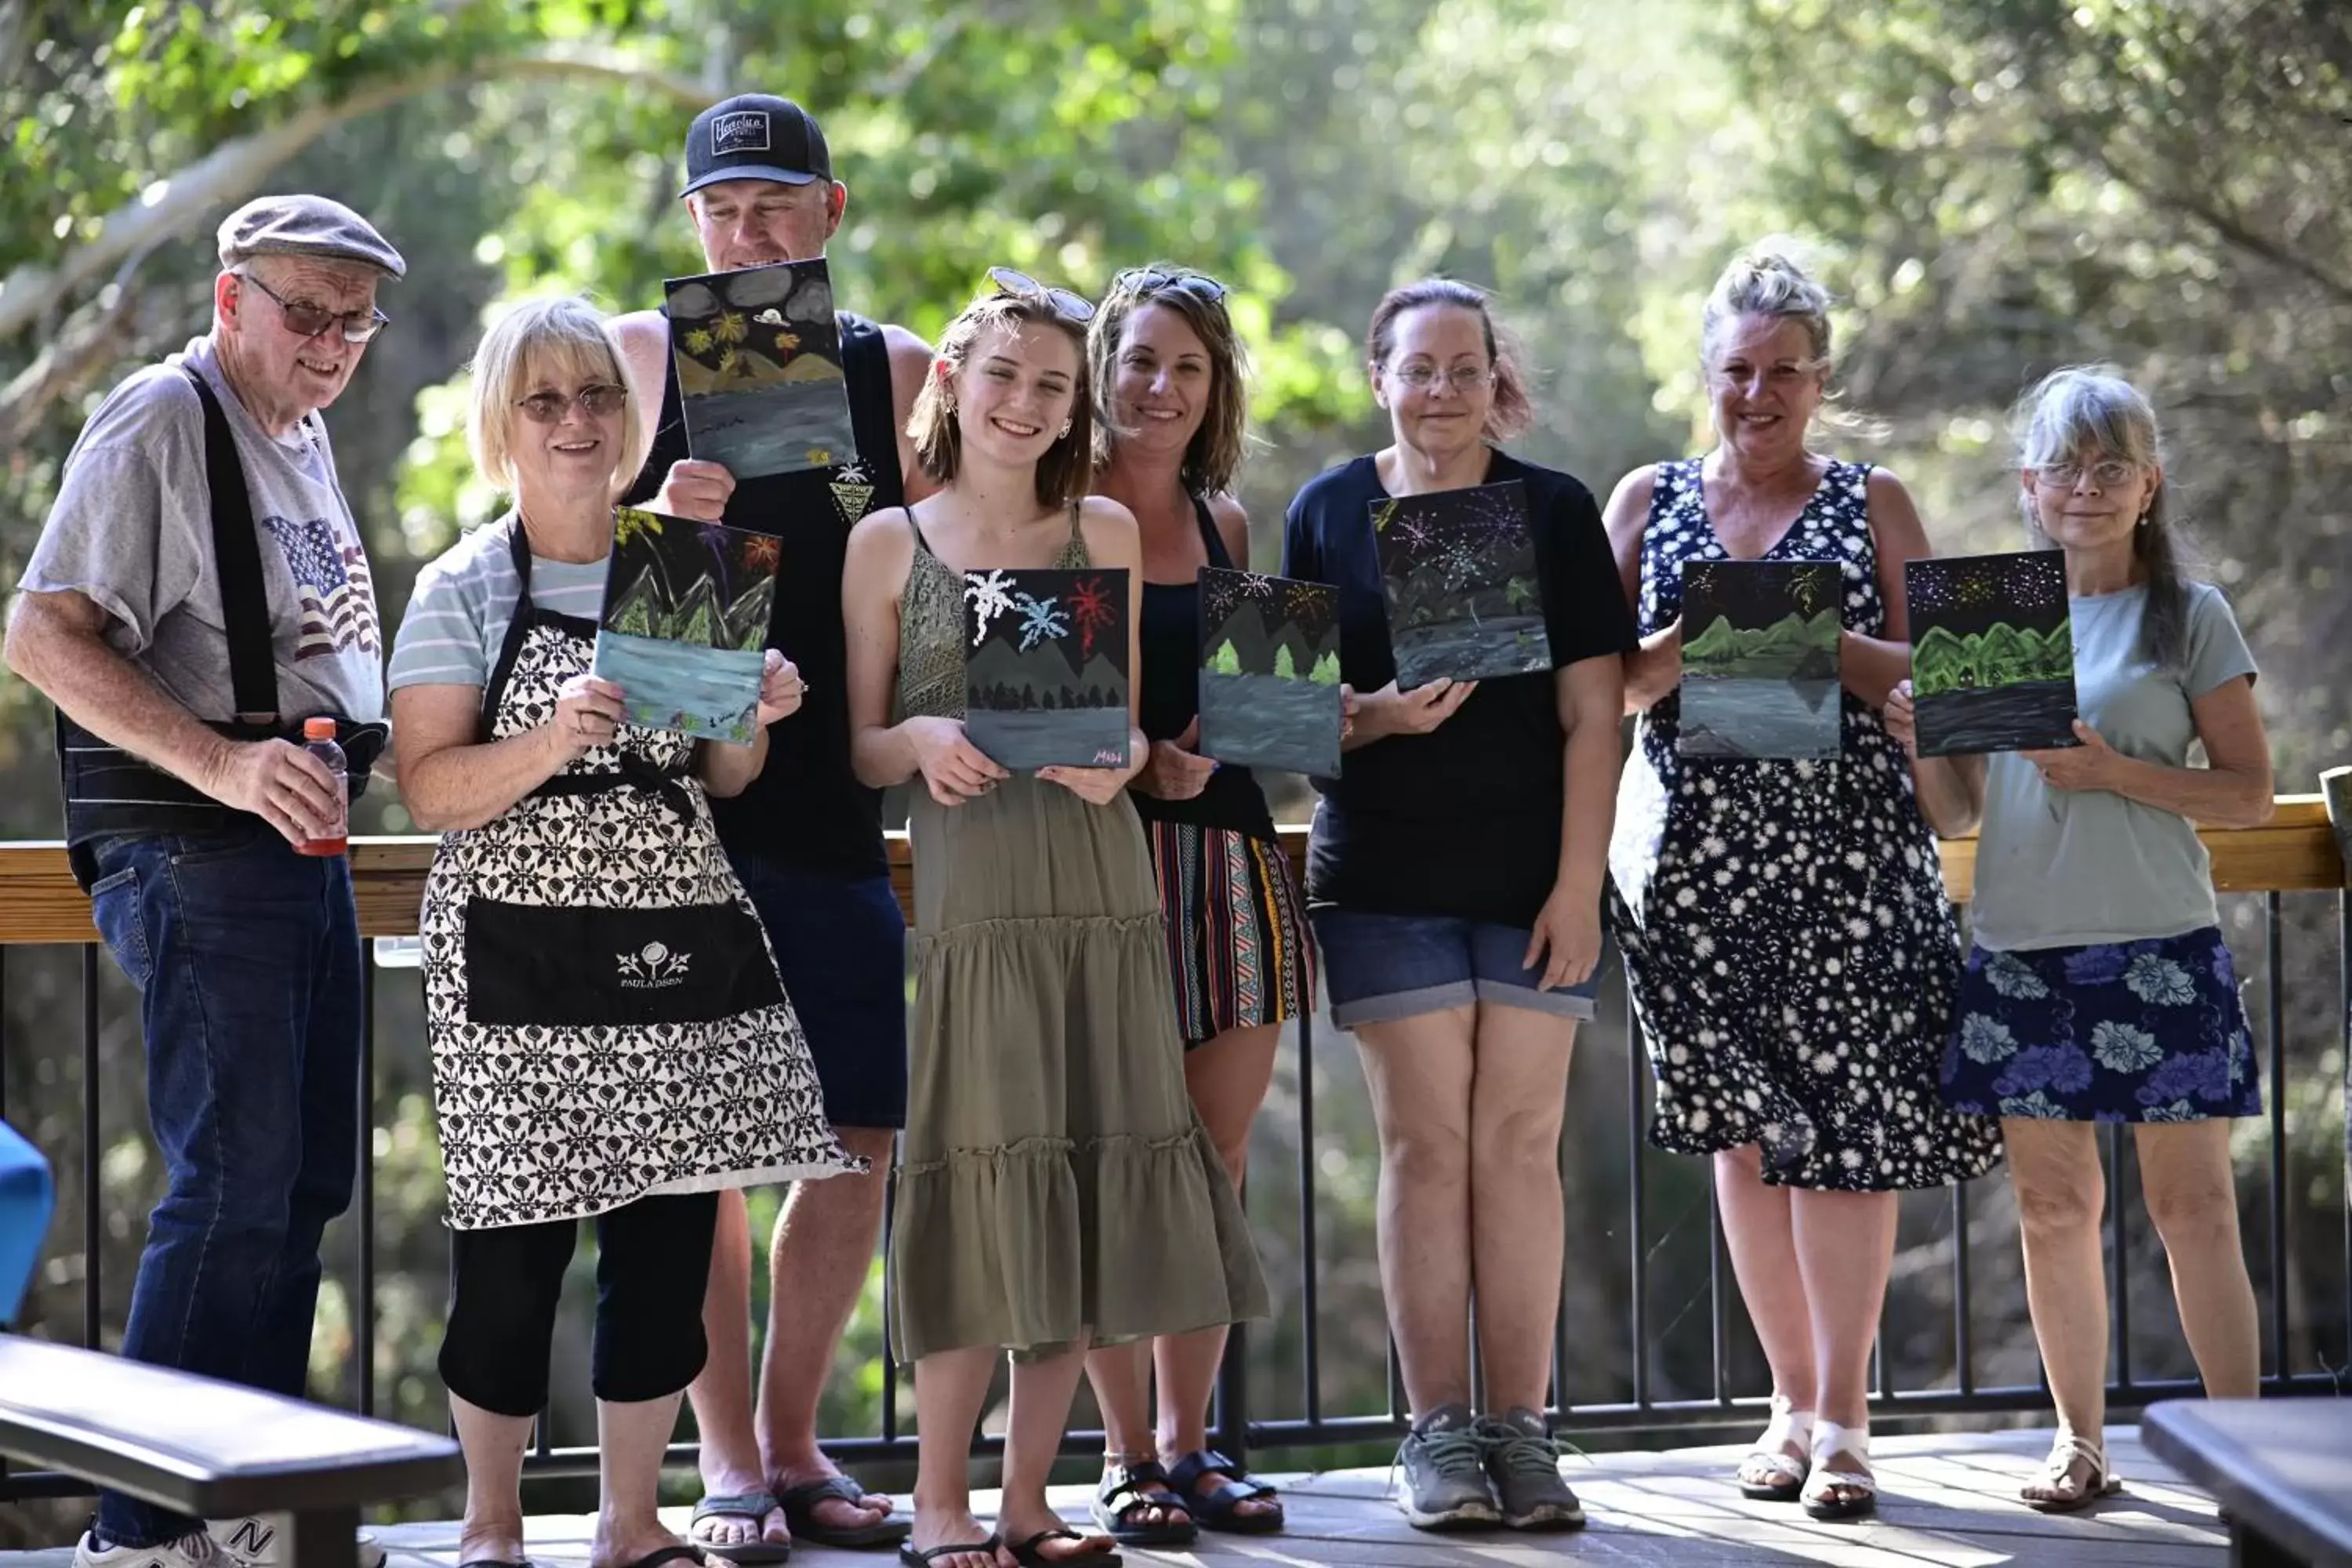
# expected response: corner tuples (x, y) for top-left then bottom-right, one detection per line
(591, 506), (780, 745)
(1677, 559), (1843, 759)
(666, 257), (855, 480)
(1196, 566), (1344, 777)
(963, 566), (1132, 770)
(1904, 549), (2078, 757)
(1370, 478), (1550, 688)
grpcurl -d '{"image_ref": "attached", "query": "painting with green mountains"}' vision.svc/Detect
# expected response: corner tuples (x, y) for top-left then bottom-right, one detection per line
(1904, 549), (2079, 757)
(590, 506), (779, 744)
(1676, 559), (1842, 759)
(1197, 567), (1343, 777)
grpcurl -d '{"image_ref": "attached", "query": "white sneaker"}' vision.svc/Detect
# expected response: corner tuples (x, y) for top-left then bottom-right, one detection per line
(73, 1526), (222, 1568)
(209, 1515), (387, 1568)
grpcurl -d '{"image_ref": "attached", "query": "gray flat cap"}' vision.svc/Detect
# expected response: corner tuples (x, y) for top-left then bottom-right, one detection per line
(216, 194), (407, 279)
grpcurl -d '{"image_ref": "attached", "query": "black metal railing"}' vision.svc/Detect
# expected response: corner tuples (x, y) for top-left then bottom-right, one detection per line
(1, 821), (2346, 1503)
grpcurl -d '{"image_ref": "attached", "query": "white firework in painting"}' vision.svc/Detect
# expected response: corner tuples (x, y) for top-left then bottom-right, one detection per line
(964, 568), (1018, 646)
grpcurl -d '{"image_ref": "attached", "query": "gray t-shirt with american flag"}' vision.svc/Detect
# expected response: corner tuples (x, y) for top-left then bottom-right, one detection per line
(20, 334), (384, 724)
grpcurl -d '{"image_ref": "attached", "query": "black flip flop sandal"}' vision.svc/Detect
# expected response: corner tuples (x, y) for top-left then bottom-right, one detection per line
(616, 1548), (707, 1568)
(898, 1533), (1000, 1568)
(1167, 1449), (1285, 1534)
(1007, 1529), (1121, 1568)
(1089, 1461), (1197, 1545)
(780, 1475), (911, 1548)
(690, 1492), (791, 1564)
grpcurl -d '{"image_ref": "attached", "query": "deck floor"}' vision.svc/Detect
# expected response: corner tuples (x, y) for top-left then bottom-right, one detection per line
(0, 1425), (2227, 1567)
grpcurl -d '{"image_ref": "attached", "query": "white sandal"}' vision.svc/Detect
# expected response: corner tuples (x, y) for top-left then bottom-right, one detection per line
(1736, 1394), (1815, 1501)
(1799, 1421), (1876, 1520)
(2024, 1430), (2122, 1514)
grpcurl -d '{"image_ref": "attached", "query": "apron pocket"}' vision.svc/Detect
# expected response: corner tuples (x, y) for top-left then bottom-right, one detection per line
(463, 897), (785, 1027)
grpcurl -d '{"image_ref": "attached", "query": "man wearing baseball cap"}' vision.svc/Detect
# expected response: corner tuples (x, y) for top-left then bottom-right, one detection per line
(614, 94), (931, 1562)
(6, 193), (401, 1568)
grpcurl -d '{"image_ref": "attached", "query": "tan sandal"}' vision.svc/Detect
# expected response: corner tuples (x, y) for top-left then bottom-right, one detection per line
(2023, 1431), (2122, 1514)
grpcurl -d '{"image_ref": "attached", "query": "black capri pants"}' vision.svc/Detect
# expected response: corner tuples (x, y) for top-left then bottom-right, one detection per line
(440, 1190), (719, 1417)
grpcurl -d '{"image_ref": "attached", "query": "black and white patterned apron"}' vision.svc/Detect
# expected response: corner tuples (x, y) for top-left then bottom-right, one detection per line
(421, 521), (859, 1229)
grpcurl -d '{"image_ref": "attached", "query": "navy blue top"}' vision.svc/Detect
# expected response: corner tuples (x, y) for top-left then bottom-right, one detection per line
(1130, 495), (1276, 838)
(1280, 448), (1635, 927)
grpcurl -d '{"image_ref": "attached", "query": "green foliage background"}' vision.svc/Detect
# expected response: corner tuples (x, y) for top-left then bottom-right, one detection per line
(2, 0), (2347, 1539)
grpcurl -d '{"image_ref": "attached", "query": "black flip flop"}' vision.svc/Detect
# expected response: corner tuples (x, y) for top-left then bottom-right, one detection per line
(690, 1490), (792, 1563)
(1090, 1460), (1197, 1546)
(1166, 1449), (1284, 1534)
(1007, 1529), (1121, 1568)
(898, 1533), (1000, 1567)
(780, 1474), (911, 1548)
(616, 1549), (706, 1568)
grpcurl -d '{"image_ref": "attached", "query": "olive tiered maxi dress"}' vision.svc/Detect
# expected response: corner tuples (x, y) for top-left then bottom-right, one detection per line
(886, 508), (1269, 1359)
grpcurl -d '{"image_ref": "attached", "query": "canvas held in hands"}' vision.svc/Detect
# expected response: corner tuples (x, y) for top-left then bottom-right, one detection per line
(1370, 478), (1550, 688)
(1196, 565), (1343, 777)
(666, 257), (856, 481)
(1678, 558), (1842, 760)
(964, 566), (1131, 771)
(593, 506), (779, 744)
(1906, 549), (2080, 757)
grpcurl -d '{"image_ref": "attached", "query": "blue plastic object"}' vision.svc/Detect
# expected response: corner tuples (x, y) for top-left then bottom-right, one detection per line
(0, 1120), (53, 1327)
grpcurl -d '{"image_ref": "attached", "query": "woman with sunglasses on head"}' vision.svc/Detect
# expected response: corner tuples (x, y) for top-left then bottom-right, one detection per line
(1885, 368), (2272, 1512)
(388, 296), (861, 1568)
(841, 270), (1267, 1568)
(1073, 264), (1308, 1545)
(1281, 278), (1633, 1533)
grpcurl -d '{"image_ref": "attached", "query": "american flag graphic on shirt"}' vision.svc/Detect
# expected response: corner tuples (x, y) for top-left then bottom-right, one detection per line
(263, 514), (380, 657)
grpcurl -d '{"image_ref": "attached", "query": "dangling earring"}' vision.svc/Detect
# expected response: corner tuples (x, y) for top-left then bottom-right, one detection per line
(1058, 420), (1073, 440)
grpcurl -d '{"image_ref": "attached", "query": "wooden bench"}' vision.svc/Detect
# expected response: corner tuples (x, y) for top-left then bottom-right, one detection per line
(2143, 1399), (2352, 1568)
(0, 1335), (461, 1568)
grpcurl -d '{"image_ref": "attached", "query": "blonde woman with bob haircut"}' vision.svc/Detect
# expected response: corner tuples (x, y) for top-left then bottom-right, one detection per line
(1888, 368), (2272, 1512)
(389, 295), (858, 1568)
(841, 271), (1266, 1568)
(1077, 263), (1309, 1544)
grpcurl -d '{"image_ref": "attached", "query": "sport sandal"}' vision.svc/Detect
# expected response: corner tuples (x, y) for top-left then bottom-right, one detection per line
(1392, 1404), (1500, 1530)
(1737, 1393), (1815, 1501)
(1090, 1460), (1196, 1545)
(1163, 1449), (1283, 1534)
(2023, 1431), (2122, 1514)
(1799, 1421), (1876, 1521)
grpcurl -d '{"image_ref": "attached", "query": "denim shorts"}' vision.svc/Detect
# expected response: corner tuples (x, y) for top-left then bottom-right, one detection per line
(728, 851), (909, 1130)
(1310, 906), (1599, 1029)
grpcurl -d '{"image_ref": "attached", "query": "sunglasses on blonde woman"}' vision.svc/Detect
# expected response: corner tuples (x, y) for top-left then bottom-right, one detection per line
(516, 383), (629, 423)
(987, 266), (1096, 324)
(1111, 265), (1229, 305)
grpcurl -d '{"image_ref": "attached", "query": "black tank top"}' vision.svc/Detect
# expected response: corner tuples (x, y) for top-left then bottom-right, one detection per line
(1130, 495), (1276, 837)
(622, 310), (905, 877)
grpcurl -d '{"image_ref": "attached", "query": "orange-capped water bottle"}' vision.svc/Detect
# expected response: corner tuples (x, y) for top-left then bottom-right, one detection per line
(297, 716), (349, 857)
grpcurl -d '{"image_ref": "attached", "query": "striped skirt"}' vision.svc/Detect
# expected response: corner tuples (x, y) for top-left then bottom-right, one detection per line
(1145, 820), (1316, 1047)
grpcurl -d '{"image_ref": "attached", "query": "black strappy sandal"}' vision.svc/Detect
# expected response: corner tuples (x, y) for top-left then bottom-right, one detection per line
(897, 1533), (1001, 1568)
(1089, 1460), (1196, 1545)
(1166, 1449), (1285, 1534)
(1007, 1529), (1120, 1568)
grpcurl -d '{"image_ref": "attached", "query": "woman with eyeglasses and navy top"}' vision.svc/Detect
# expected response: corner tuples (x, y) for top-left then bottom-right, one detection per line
(1280, 278), (1632, 1533)
(1075, 263), (1309, 1546)
(1884, 368), (2272, 1514)
(387, 296), (860, 1568)
(841, 270), (1266, 1568)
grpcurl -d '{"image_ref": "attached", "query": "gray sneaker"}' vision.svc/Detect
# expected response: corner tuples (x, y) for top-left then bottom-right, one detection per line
(1478, 1407), (1585, 1530)
(1393, 1403), (1500, 1530)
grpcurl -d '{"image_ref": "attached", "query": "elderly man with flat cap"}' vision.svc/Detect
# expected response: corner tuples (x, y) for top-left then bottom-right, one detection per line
(612, 93), (931, 1563)
(6, 194), (402, 1568)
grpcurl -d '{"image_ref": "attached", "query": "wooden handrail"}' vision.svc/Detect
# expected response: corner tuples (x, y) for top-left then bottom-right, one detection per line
(0, 796), (2338, 945)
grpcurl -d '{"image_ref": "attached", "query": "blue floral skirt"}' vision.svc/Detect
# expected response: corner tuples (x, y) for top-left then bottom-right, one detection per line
(1939, 927), (2261, 1123)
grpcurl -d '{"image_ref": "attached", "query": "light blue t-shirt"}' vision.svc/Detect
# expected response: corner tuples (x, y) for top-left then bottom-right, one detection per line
(387, 514), (608, 691)
(1968, 579), (2258, 952)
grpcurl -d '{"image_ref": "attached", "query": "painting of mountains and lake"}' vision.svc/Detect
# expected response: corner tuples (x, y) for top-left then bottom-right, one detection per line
(964, 566), (1132, 770)
(666, 257), (855, 480)
(1197, 567), (1344, 777)
(1370, 479), (1550, 688)
(1905, 549), (2078, 757)
(592, 506), (779, 744)
(1677, 559), (1843, 759)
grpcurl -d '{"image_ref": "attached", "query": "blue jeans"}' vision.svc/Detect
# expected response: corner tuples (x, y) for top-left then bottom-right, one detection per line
(83, 822), (363, 1548)
(1312, 906), (1601, 1030)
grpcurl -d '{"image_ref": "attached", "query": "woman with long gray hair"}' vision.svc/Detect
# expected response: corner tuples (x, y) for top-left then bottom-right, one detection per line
(1604, 243), (2003, 1521)
(1886, 366), (2273, 1512)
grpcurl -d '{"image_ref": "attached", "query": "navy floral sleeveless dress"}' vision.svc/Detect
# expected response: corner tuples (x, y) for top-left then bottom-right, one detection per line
(1605, 459), (2003, 1191)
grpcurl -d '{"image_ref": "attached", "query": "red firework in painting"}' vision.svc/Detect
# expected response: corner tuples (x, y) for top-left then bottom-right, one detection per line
(1067, 573), (1118, 657)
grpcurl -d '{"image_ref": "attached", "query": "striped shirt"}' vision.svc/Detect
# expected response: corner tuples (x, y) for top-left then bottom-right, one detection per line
(388, 514), (608, 691)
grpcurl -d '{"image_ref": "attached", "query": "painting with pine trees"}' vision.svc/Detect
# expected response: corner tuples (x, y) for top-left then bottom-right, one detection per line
(1677, 559), (1843, 759)
(1905, 549), (2080, 756)
(963, 566), (1132, 770)
(1370, 478), (1549, 688)
(666, 257), (855, 480)
(592, 506), (779, 743)
(1196, 566), (1343, 777)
